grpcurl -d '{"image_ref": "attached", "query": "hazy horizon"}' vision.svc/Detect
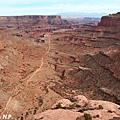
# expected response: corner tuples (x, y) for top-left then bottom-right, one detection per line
(0, 0), (120, 16)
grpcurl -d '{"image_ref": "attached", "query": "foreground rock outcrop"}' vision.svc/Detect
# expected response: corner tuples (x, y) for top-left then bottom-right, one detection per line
(33, 95), (120, 120)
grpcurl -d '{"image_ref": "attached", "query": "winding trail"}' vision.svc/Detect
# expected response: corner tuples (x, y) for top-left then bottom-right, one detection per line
(1, 34), (51, 115)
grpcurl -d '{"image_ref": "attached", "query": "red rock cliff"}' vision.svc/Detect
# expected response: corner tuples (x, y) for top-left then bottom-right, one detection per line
(98, 12), (120, 27)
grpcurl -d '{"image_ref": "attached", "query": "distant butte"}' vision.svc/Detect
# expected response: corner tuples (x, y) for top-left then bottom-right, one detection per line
(98, 12), (120, 27)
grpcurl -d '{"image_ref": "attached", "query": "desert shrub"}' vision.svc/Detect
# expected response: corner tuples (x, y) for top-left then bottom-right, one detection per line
(69, 103), (77, 109)
(78, 106), (94, 113)
(84, 113), (92, 120)
(98, 105), (103, 109)
(55, 103), (62, 109)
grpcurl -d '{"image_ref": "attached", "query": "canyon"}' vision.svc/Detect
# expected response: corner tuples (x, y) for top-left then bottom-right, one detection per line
(0, 12), (120, 120)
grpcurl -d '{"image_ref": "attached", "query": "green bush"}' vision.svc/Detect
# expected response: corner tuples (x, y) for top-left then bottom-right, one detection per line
(84, 113), (92, 120)
(69, 103), (77, 109)
(55, 103), (62, 109)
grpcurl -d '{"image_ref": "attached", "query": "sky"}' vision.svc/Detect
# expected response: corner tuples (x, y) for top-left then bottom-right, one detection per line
(0, 0), (120, 16)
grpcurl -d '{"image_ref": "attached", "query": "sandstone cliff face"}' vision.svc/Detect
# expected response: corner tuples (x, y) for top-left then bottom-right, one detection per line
(98, 12), (120, 27)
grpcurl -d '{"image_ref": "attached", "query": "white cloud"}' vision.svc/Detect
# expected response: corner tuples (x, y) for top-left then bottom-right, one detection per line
(0, 3), (119, 16)
(53, 4), (120, 11)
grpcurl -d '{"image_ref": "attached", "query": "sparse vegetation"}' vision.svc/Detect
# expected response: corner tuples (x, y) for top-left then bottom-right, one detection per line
(69, 103), (78, 109)
(84, 113), (92, 120)
(54, 103), (62, 109)
(77, 107), (94, 113)
(98, 105), (103, 109)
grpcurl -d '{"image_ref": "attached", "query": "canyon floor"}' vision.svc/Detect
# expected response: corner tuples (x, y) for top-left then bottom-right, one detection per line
(0, 13), (120, 120)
